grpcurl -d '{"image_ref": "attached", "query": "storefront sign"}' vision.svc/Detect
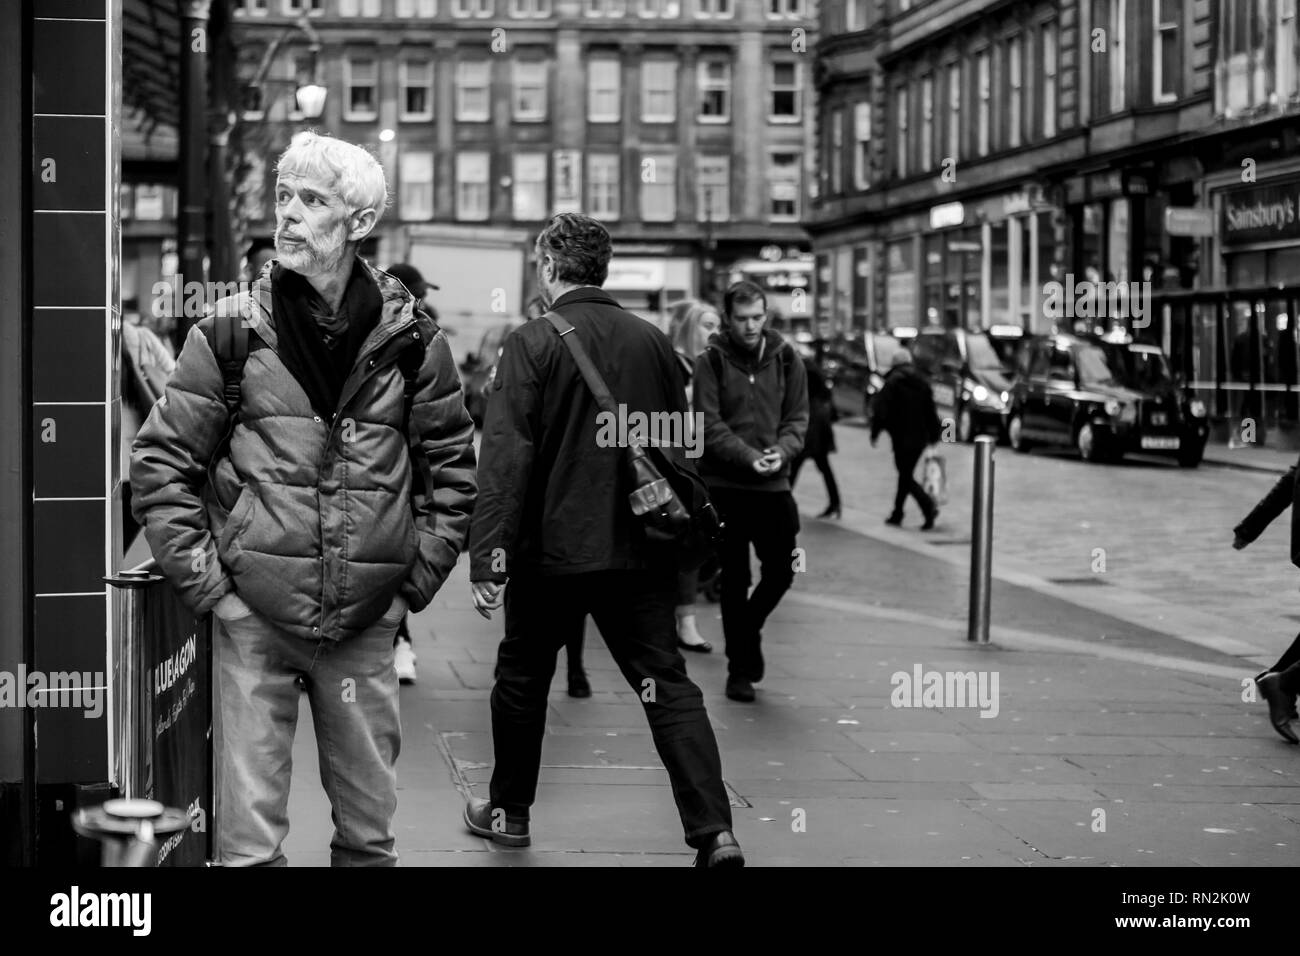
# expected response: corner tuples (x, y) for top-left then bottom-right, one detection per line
(948, 240), (982, 253)
(1165, 207), (1216, 237)
(929, 201), (964, 230)
(1221, 176), (1300, 246)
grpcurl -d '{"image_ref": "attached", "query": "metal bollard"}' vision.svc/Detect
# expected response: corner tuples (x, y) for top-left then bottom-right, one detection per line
(72, 798), (191, 867)
(968, 436), (995, 644)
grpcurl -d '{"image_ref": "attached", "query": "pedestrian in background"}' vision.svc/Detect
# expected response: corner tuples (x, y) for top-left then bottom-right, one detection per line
(1233, 463), (1300, 744)
(384, 262), (442, 685)
(131, 132), (477, 866)
(667, 298), (722, 653)
(871, 348), (941, 531)
(791, 341), (841, 519)
(467, 213), (742, 865)
(695, 280), (809, 704)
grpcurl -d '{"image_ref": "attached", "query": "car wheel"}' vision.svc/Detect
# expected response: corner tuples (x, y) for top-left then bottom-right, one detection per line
(957, 405), (975, 443)
(1076, 422), (1105, 463)
(1178, 444), (1204, 469)
(1008, 413), (1032, 453)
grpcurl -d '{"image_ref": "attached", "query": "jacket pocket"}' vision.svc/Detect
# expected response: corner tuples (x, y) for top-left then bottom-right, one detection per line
(218, 485), (256, 556)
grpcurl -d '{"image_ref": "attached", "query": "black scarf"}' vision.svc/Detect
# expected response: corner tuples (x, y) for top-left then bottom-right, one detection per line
(272, 259), (383, 420)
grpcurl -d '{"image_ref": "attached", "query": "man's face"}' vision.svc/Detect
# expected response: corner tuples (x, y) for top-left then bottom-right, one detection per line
(726, 299), (766, 351)
(274, 172), (355, 277)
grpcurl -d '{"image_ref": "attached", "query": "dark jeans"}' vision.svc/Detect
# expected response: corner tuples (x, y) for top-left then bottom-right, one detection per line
(711, 488), (799, 682)
(489, 569), (733, 849)
(790, 452), (841, 511)
(892, 444), (935, 520)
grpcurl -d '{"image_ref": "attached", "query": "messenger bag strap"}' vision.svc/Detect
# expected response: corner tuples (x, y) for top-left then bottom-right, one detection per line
(543, 310), (621, 419)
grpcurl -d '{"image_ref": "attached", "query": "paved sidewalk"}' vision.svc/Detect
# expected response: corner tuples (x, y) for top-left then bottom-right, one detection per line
(279, 511), (1300, 866)
(1202, 442), (1296, 475)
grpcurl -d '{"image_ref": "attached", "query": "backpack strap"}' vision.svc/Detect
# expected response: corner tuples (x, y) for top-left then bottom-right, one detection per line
(203, 307), (251, 420)
(708, 347), (723, 390)
(397, 338), (423, 441)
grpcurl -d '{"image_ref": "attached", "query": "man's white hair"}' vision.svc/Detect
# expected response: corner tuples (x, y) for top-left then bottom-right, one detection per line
(275, 131), (389, 224)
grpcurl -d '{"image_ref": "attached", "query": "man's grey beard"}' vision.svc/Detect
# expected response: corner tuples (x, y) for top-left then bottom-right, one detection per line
(276, 222), (350, 276)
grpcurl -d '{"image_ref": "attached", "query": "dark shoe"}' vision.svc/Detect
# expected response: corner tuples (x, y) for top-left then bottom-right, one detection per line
(1257, 673), (1300, 744)
(818, 504), (842, 519)
(463, 798), (531, 847)
(679, 639), (713, 653)
(921, 509), (939, 531)
(567, 670), (591, 698)
(725, 676), (755, 703)
(1256, 670), (1300, 720)
(694, 830), (745, 867)
(885, 513), (903, 527)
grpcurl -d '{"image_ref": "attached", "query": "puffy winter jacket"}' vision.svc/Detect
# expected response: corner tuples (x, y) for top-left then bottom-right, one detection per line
(870, 364), (942, 450)
(693, 327), (809, 492)
(129, 259), (477, 642)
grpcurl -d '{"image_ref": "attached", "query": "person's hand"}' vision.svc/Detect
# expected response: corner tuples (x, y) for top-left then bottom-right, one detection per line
(380, 593), (409, 627)
(213, 593), (254, 622)
(760, 447), (784, 471)
(471, 581), (505, 620)
(752, 455), (773, 475)
(1233, 534), (1249, 551)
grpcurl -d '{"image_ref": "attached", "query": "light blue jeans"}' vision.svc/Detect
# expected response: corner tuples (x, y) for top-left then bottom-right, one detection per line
(214, 607), (402, 866)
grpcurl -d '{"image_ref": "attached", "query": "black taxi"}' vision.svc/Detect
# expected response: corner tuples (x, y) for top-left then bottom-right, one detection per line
(1005, 333), (1209, 467)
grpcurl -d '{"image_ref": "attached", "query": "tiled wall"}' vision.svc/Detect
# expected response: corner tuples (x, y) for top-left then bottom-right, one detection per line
(30, 0), (120, 783)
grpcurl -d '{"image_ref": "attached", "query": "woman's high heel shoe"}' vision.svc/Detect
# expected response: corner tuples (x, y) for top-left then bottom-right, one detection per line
(818, 504), (842, 519)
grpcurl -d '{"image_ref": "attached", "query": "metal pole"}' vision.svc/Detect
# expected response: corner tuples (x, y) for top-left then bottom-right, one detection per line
(968, 435), (995, 644)
(178, 0), (212, 344)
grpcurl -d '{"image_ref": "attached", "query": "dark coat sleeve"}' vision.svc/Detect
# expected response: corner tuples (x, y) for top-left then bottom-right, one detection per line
(871, 376), (894, 443)
(128, 322), (236, 616)
(774, 346), (810, 463)
(468, 328), (543, 583)
(1234, 466), (1296, 545)
(401, 327), (478, 612)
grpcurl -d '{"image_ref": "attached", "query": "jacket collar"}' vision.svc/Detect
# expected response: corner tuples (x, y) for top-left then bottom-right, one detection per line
(548, 286), (621, 311)
(237, 256), (423, 353)
(709, 327), (787, 370)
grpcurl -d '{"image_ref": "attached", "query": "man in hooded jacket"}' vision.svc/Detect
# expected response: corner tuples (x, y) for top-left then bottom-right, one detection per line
(871, 348), (941, 530)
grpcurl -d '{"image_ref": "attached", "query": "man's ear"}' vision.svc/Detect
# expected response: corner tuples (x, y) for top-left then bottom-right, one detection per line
(348, 207), (378, 243)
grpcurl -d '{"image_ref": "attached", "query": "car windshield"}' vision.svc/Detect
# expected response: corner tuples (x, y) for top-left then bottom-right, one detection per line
(873, 337), (905, 368)
(967, 334), (1009, 371)
(1106, 346), (1174, 389)
(1075, 345), (1120, 387)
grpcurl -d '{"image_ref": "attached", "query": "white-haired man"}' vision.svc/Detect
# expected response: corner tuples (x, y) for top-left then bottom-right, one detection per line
(130, 132), (477, 866)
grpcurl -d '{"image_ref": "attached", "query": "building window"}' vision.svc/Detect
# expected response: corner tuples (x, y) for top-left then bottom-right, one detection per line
(400, 151), (434, 220)
(1007, 36), (1022, 148)
(456, 152), (490, 221)
(894, 84), (908, 177)
(512, 153), (548, 220)
(769, 61), (801, 121)
(1098, 0), (1127, 113)
(641, 59), (677, 122)
(396, 0), (437, 14)
(976, 49), (990, 156)
(400, 59), (434, 121)
(344, 57), (378, 121)
(946, 62), (961, 160)
(694, 0), (732, 16)
(1042, 21), (1058, 137)
(920, 73), (934, 170)
(588, 56), (621, 122)
(830, 107), (843, 194)
(768, 150), (800, 221)
(638, 0), (681, 15)
(698, 58), (731, 122)
(587, 153), (620, 219)
(845, 0), (868, 30)
(510, 0), (552, 16)
(512, 61), (548, 121)
(1154, 0), (1181, 102)
(696, 156), (729, 222)
(585, 0), (626, 14)
(853, 101), (871, 189)
(282, 0), (322, 13)
(768, 0), (804, 16)
(452, 0), (494, 16)
(640, 153), (676, 222)
(456, 60), (491, 121)
(235, 0), (269, 14)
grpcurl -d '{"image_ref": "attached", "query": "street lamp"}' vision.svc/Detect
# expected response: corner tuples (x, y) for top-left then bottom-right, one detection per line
(295, 82), (327, 121)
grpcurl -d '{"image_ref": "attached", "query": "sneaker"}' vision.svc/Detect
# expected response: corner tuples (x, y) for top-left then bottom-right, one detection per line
(921, 509), (939, 531)
(394, 638), (417, 685)
(885, 513), (903, 527)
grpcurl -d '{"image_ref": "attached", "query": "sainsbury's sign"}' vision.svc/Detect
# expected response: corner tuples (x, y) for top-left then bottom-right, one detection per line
(1222, 175), (1300, 246)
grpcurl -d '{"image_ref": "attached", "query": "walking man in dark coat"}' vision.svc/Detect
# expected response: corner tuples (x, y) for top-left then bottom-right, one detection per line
(871, 348), (941, 530)
(465, 213), (742, 866)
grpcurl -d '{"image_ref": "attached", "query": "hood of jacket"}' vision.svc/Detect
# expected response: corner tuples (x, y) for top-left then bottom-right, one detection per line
(708, 326), (789, 371)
